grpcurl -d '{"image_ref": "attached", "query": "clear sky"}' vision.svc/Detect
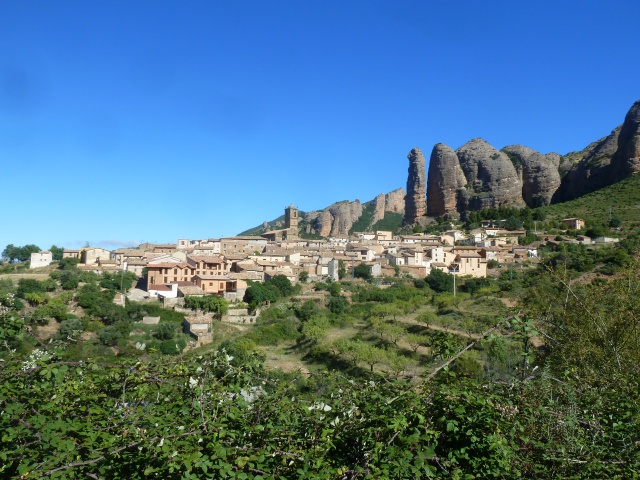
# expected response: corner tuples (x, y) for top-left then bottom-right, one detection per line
(1, 1), (639, 250)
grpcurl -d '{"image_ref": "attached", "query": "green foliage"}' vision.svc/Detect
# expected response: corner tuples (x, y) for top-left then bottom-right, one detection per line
(58, 257), (80, 269)
(269, 274), (294, 297)
(426, 268), (454, 293)
(2, 243), (41, 263)
(16, 278), (55, 298)
(55, 318), (84, 342)
(298, 270), (309, 283)
(371, 210), (403, 233)
(184, 295), (229, 317)
(504, 215), (523, 231)
(99, 271), (138, 291)
(154, 322), (176, 341)
(243, 281), (281, 305)
(353, 262), (372, 281)
(49, 245), (64, 261)
(158, 337), (186, 355)
(97, 321), (131, 346)
(348, 203), (375, 235)
(487, 259), (500, 269)
(327, 295), (348, 314)
(294, 299), (318, 321)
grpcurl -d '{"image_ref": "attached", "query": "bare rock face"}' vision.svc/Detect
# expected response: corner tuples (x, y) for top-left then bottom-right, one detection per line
(385, 188), (405, 214)
(403, 147), (427, 225)
(502, 145), (562, 207)
(455, 138), (524, 210)
(372, 193), (386, 223)
(306, 200), (364, 236)
(611, 100), (640, 178)
(426, 143), (467, 217)
(555, 127), (622, 202)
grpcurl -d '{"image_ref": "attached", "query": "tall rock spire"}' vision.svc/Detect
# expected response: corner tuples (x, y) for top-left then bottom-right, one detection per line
(403, 147), (427, 225)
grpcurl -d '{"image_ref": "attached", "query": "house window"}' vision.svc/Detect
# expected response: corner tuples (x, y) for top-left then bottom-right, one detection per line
(174, 268), (177, 274)
(164, 277), (167, 283)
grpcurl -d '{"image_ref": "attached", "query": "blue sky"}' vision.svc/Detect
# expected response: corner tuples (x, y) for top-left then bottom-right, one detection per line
(1, 1), (639, 250)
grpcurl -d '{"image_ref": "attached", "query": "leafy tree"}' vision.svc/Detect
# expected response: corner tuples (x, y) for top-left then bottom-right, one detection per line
(269, 274), (294, 297)
(294, 300), (318, 321)
(353, 263), (372, 281)
(328, 295), (348, 315)
(243, 282), (280, 305)
(504, 216), (523, 231)
(298, 270), (309, 283)
(2, 244), (41, 263)
(49, 245), (64, 261)
(425, 269), (453, 293)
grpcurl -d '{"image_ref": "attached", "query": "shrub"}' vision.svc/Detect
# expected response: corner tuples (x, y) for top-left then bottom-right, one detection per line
(154, 323), (176, 341)
(55, 318), (84, 342)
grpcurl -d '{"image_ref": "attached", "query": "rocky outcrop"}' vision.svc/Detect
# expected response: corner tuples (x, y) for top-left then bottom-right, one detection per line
(305, 200), (364, 237)
(455, 138), (524, 211)
(372, 193), (386, 223)
(502, 145), (562, 207)
(610, 100), (640, 179)
(426, 143), (467, 217)
(385, 188), (405, 214)
(555, 100), (640, 201)
(403, 148), (427, 225)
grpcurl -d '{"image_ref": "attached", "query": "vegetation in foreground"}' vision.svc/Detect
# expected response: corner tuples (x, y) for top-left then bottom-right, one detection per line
(1, 239), (640, 478)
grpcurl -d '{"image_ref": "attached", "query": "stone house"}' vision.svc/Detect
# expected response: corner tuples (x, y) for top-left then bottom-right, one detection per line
(454, 252), (487, 278)
(81, 247), (112, 265)
(562, 218), (585, 230)
(30, 251), (52, 269)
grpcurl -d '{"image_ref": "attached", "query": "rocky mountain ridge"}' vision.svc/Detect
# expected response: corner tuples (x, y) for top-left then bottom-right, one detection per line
(240, 99), (640, 236)
(423, 99), (640, 219)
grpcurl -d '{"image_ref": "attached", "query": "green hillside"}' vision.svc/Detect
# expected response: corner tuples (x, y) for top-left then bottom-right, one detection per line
(540, 173), (640, 225)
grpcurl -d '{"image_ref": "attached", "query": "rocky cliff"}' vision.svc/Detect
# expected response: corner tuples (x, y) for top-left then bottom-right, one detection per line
(403, 148), (427, 225)
(423, 99), (640, 217)
(556, 100), (640, 202)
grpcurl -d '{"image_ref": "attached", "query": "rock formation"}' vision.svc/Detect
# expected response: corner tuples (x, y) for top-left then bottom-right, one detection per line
(372, 193), (386, 223)
(385, 188), (406, 214)
(555, 100), (640, 201)
(305, 200), (364, 237)
(502, 145), (562, 207)
(455, 138), (524, 211)
(426, 143), (467, 217)
(403, 148), (427, 225)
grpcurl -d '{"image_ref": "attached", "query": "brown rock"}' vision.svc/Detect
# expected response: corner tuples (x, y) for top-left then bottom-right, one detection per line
(455, 138), (524, 210)
(372, 193), (386, 223)
(403, 147), (427, 225)
(385, 188), (405, 213)
(426, 143), (467, 217)
(502, 145), (562, 207)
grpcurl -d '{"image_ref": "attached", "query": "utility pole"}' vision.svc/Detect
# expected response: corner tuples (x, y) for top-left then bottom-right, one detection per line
(609, 206), (612, 223)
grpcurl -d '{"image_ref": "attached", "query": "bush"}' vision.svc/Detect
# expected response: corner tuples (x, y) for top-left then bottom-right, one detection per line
(426, 269), (453, 293)
(487, 259), (500, 269)
(154, 323), (176, 341)
(55, 318), (84, 341)
(158, 338), (186, 355)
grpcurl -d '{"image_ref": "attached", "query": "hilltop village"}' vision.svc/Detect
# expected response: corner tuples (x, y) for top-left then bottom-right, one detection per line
(37, 205), (605, 305)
